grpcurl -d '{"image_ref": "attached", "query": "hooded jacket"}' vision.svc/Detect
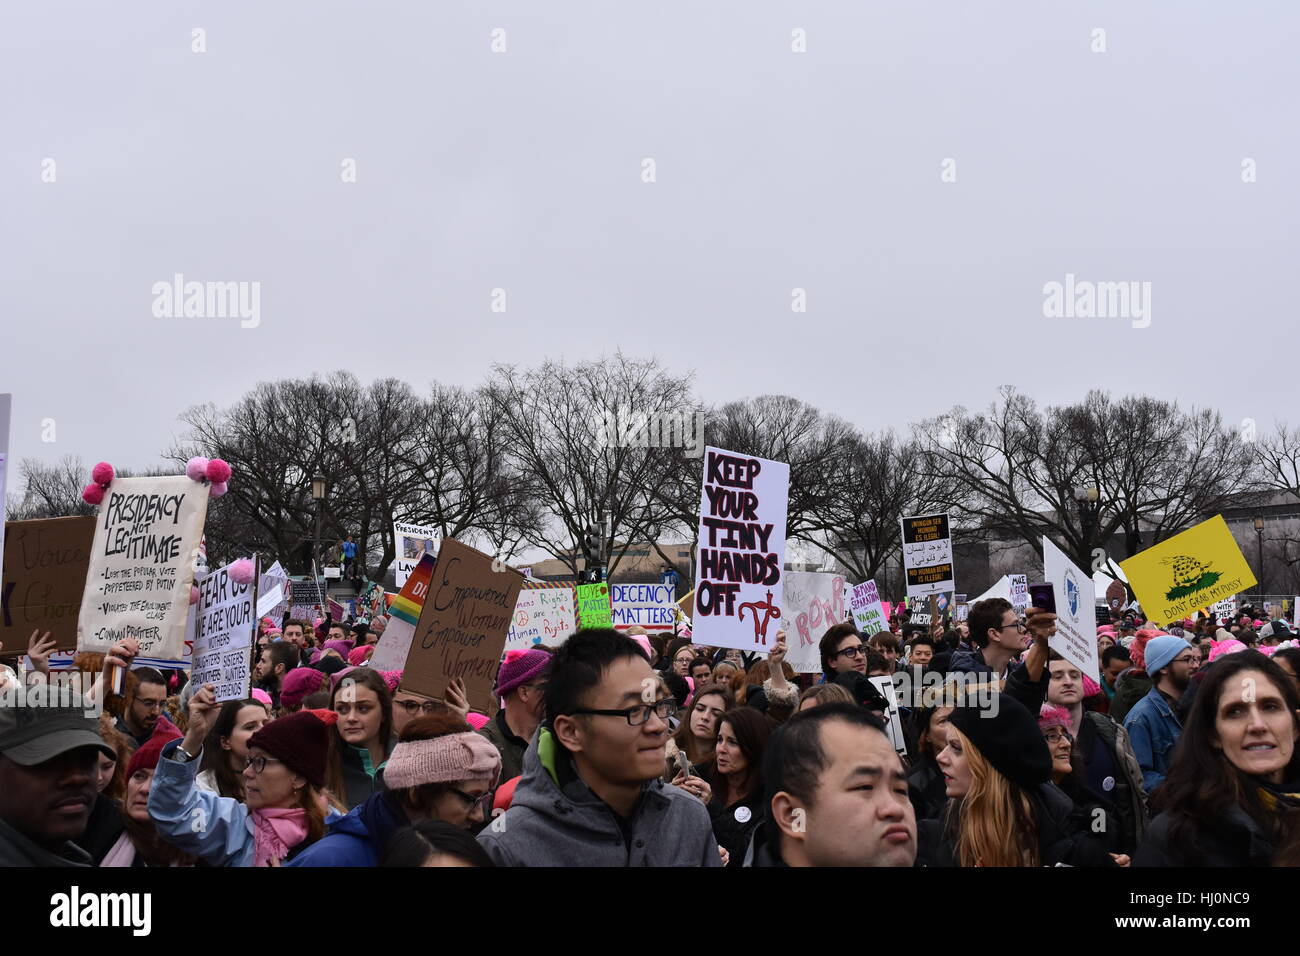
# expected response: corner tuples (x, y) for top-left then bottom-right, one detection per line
(476, 726), (721, 867)
(286, 790), (408, 867)
(946, 647), (1050, 715)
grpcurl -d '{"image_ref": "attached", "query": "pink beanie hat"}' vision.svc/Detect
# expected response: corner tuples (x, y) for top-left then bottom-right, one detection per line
(1209, 639), (1247, 662)
(1038, 704), (1072, 732)
(347, 645), (373, 667)
(280, 668), (329, 709)
(628, 634), (654, 659)
(379, 670), (402, 694)
(323, 639), (354, 657)
(250, 688), (273, 708)
(1081, 674), (1102, 697)
(465, 712), (490, 731)
(494, 648), (551, 698)
(384, 732), (501, 791)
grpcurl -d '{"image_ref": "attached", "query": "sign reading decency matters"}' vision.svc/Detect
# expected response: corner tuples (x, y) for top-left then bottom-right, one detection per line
(400, 539), (523, 712)
(78, 475), (209, 659)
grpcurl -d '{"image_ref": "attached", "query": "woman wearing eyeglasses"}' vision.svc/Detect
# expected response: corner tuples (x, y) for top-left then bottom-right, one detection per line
(196, 698), (270, 799)
(1038, 705), (1129, 865)
(920, 694), (1117, 867)
(148, 685), (344, 866)
(288, 711), (502, 867)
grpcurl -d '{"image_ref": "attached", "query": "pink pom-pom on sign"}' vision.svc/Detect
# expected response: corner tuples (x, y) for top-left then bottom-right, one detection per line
(91, 462), (114, 485)
(229, 558), (256, 585)
(190, 586), (200, 605)
(186, 457), (210, 481)
(82, 483), (105, 506)
(209, 481), (228, 497)
(205, 459), (232, 484)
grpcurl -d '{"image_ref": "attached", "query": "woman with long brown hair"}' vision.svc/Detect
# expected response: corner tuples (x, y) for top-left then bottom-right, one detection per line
(197, 698), (270, 799)
(924, 694), (1115, 867)
(670, 683), (735, 769)
(701, 708), (771, 867)
(326, 667), (395, 810)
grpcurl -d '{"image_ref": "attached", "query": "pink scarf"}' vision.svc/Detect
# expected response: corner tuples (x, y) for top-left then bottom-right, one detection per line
(251, 807), (308, 867)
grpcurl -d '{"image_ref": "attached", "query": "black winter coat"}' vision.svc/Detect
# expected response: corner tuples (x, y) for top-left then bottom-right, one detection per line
(1135, 806), (1278, 867)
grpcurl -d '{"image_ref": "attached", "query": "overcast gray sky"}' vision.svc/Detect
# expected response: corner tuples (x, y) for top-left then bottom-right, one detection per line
(4, 1), (1297, 483)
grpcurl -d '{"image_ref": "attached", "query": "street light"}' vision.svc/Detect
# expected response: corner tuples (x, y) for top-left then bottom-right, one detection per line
(1254, 515), (1266, 597)
(312, 475), (326, 574)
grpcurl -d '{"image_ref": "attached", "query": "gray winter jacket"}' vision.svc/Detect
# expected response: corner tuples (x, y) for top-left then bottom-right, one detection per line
(477, 726), (722, 867)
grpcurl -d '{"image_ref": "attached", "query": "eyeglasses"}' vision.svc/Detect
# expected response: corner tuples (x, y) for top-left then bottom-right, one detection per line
(450, 787), (493, 818)
(243, 756), (284, 775)
(568, 698), (677, 726)
(395, 699), (441, 716)
(836, 645), (868, 659)
(1171, 654), (1198, 666)
(998, 622), (1028, 634)
(1043, 731), (1074, 745)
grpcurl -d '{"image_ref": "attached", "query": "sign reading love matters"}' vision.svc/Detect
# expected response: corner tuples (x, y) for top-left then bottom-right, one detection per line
(575, 582), (613, 629)
(192, 560), (256, 702)
(400, 539), (523, 712)
(693, 447), (789, 651)
(78, 476), (209, 659)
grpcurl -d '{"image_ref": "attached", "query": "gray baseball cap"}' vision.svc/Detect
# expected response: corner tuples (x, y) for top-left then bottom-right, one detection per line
(0, 704), (114, 767)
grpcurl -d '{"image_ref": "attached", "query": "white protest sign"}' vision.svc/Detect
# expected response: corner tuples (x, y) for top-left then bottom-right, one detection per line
(869, 675), (908, 757)
(1042, 537), (1099, 683)
(367, 553), (435, 672)
(192, 560), (256, 702)
(1210, 596), (1237, 622)
(393, 521), (439, 587)
(900, 512), (954, 598)
(781, 571), (848, 674)
(256, 584), (284, 619)
(1009, 574), (1029, 611)
(611, 583), (676, 632)
(850, 580), (889, 636)
(506, 586), (576, 652)
(692, 447), (789, 652)
(78, 475), (209, 659)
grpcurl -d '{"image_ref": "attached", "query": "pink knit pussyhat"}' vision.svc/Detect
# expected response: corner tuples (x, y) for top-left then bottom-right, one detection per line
(384, 732), (502, 791)
(1209, 639), (1247, 663)
(1038, 704), (1072, 732)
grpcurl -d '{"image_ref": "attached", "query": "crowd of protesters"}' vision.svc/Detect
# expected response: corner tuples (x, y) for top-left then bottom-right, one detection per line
(2, 592), (1299, 867)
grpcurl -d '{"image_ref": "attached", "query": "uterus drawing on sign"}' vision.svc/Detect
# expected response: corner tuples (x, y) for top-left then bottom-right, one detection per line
(738, 590), (780, 645)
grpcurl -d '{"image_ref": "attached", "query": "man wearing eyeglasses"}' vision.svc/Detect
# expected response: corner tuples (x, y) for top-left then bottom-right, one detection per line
(947, 598), (1054, 714)
(116, 667), (170, 752)
(477, 629), (721, 867)
(1122, 634), (1197, 794)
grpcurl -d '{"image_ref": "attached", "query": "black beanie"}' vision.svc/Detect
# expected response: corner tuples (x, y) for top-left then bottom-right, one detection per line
(949, 693), (1051, 789)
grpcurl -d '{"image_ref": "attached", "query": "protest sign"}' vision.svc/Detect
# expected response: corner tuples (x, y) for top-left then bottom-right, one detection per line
(954, 603), (969, 622)
(368, 553), (436, 672)
(1009, 574), (1029, 611)
(1042, 538), (1099, 683)
(781, 571), (848, 673)
(869, 676), (907, 757)
(1119, 515), (1256, 626)
(191, 560), (256, 702)
(393, 521), (439, 587)
(506, 585), (577, 652)
(693, 447), (789, 651)
(610, 583), (675, 631)
(576, 582), (613, 628)
(290, 578), (326, 609)
(849, 580), (889, 636)
(256, 584), (284, 619)
(2, 517), (95, 652)
(900, 512), (954, 598)
(400, 539), (523, 712)
(78, 475), (209, 659)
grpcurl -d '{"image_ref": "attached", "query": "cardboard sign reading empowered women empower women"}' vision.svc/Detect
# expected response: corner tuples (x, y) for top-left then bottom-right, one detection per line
(399, 539), (523, 712)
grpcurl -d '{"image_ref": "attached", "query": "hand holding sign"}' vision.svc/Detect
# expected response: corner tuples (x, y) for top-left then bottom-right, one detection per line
(184, 683), (219, 752)
(1025, 606), (1057, 646)
(26, 630), (57, 675)
(442, 677), (470, 721)
(769, 636), (788, 667)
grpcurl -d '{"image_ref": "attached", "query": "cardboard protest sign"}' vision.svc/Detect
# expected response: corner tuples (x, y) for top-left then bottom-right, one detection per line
(1118, 516), (1256, 626)
(192, 560), (257, 702)
(399, 539), (523, 711)
(393, 521), (439, 587)
(78, 476), (209, 659)
(610, 583), (675, 632)
(506, 585), (576, 652)
(2, 517), (95, 651)
(849, 580), (889, 636)
(900, 512), (954, 598)
(1041, 538), (1099, 683)
(693, 447), (789, 651)
(1104, 579), (1127, 619)
(576, 582), (613, 628)
(368, 553), (436, 672)
(1008, 574), (1029, 611)
(781, 571), (848, 674)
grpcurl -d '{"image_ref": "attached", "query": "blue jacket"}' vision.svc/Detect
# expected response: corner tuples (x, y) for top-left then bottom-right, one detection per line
(286, 791), (408, 867)
(149, 739), (342, 867)
(1122, 686), (1182, 794)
